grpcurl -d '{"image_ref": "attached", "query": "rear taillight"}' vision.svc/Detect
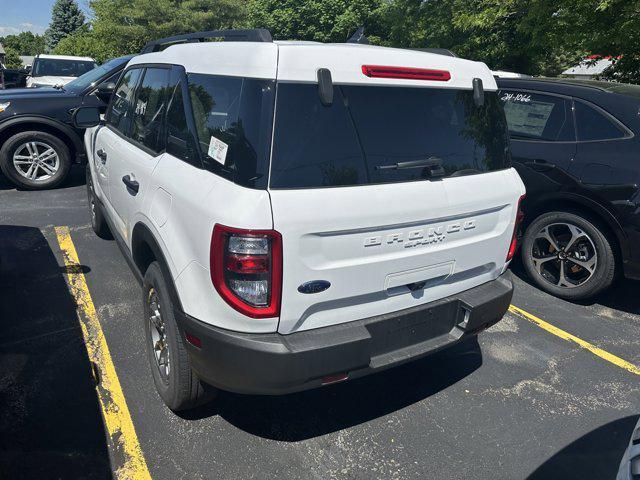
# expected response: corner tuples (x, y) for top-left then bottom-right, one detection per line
(210, 224), (282, 318)
(361, 65), (451, 81)
(506, 195), (526, 261)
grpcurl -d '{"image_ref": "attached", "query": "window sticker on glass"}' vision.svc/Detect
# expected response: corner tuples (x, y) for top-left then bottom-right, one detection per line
(208, 136), (228, 165)
(503, 99), (555, 138)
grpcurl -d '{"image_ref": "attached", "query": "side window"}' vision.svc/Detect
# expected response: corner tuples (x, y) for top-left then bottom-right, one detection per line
(130, 68), (170, 154)
(107, 68), (143, 135)
(500, 90), (574, 141)
(574, 101), (626, 141)
(165, 81), (200, 166)
(186, 73), (275, 188)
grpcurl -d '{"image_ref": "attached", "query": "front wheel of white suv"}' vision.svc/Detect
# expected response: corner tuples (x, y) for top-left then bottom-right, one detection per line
(143, 261), (215, 411)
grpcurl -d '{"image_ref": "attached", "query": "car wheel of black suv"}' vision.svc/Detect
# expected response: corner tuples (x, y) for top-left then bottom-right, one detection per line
(86, 166), (112, 239)
(521, 211), (616, 300)
(143, 261), (215, 411)
(0, 131), (71, 190)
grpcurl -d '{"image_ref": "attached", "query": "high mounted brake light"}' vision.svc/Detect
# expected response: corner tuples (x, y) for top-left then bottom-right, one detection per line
(506, 195), (526, 262)
(211, 224), (282, 318)
(361, 65), (451, 81)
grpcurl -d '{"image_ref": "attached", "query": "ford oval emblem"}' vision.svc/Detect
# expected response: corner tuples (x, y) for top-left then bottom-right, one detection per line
(298, 280), (331, 294)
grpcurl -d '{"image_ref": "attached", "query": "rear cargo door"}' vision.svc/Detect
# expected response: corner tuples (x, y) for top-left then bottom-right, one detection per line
(269, 82), (524, 334)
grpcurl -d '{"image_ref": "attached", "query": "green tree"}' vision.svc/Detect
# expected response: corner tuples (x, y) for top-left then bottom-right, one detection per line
(78, 0), (246, 59)
(3, 48), (23, 69)
(383, 0), (582, 77)
(247, 0), (389, 43)
(525, 0), (640, 82)
(44, 0), (86, 51)
(0, 32), (46, 56)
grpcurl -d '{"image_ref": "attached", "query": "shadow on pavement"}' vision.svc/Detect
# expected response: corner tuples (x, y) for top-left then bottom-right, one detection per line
(184, 336), (482, 441)
(0, 225), (111, 479)
(510, 257), (640, 316)
(528, 414), (638, 480)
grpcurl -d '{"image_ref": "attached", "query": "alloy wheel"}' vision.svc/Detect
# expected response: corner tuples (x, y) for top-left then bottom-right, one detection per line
(12, 141), (60, 182)
(148, 288), (170, 381)
(530, 222), (598, 288)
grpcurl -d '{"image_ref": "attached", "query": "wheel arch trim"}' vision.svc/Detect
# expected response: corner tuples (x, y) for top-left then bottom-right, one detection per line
(131, 221), (184, 312)
(0, 115), (84, 154)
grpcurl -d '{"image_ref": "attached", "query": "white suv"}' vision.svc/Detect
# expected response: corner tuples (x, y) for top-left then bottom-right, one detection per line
(75, 29), (525, 411)
(27, 54), (97, 88)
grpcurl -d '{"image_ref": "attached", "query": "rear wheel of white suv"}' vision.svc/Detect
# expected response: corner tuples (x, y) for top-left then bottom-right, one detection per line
(143, 261), (215, 411)
(521, 211), (616, 300)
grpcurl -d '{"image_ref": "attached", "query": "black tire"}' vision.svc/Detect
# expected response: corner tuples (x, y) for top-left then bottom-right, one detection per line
(0, 130), (71, 190)
(143, 261), (215, 411)
(521, 211), (616, 300)
(86, 166), (112, 239)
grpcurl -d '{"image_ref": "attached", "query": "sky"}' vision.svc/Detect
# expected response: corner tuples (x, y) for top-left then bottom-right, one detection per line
(0, 0), (90, 37)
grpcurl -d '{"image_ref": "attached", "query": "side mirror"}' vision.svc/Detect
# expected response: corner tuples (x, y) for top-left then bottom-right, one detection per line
(73, 106), (101, 129)
(96, 81), (116, 102)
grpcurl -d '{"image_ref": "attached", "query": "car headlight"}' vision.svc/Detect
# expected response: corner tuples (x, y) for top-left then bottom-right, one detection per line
(0, 102), (10, 114)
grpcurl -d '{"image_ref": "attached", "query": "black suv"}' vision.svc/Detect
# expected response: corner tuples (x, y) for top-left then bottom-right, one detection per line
(0, 55), (134, 189)
(497, 77), (640, 299)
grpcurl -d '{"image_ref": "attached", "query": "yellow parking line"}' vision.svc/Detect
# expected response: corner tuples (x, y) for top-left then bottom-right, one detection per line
(55, 226), (152, 480)
(509, 304), (640, 376)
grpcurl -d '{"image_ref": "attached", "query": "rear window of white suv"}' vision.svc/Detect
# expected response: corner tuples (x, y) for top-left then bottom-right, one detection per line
(269, 84), (510, 189)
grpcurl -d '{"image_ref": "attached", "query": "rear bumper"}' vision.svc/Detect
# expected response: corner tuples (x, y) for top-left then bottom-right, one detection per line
(176, 271), (513, 395)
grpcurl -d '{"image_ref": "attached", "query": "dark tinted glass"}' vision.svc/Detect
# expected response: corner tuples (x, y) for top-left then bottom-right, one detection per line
(166, 81), (199, 166)
(130, 68), (170, 153)
(107, 68), (143, 135)
(500, 91), (573, 141)
(187, 73), (275, 189)
(33, 58), (96, 77)
(270, 84), (510, 189)
(574, 101), (626, 141)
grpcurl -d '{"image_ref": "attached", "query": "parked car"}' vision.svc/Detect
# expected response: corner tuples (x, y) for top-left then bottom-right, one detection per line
(0, 55), (133, 189)
(497, 77), (640, 299)
(76, 29), (525, 412)
(26, 54), (97, 88)
(0, 68), (29, 89)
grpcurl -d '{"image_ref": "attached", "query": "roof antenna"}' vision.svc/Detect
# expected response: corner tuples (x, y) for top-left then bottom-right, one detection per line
(347, 26), (369, 45)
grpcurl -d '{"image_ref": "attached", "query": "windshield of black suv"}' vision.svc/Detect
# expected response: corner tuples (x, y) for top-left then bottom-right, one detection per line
(32, 58), (97, 78)
(269, 84), (510, 189)
(65, 57), (130, 93)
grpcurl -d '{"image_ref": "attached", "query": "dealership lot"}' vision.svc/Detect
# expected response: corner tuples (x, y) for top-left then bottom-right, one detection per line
(1, 168), (639, 480)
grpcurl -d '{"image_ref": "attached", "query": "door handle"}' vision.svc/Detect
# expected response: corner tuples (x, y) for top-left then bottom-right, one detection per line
(122, 175), (139, 195)
(96, 149), (107, 163)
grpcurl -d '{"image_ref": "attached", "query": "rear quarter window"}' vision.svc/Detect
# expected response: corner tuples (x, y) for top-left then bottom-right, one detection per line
(500, 90), (574, 141)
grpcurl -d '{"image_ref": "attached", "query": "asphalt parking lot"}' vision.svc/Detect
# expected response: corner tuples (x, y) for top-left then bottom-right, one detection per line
(1, 167), (639, 480)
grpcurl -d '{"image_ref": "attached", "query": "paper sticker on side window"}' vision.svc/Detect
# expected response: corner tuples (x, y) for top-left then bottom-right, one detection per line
(503, 99), (555, 138)
(208, 136), (228, 165)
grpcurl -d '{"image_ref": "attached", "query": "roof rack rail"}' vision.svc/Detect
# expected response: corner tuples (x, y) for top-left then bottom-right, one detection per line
(140, 28), (273, 54)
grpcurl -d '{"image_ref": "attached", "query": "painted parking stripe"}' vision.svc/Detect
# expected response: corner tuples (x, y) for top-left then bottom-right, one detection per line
(55, 226), (152, 480)
(509, 304), (640, 376)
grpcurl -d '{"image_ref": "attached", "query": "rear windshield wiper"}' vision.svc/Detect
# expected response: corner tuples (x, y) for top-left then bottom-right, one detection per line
(375, 156), (446, 178)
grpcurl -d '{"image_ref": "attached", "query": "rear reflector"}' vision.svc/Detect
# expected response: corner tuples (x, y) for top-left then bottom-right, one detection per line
(361, 65), (451, 81)
(322, 373), (349, 385)
(506, 195), (526, 261)
(185, 332), (202, 348)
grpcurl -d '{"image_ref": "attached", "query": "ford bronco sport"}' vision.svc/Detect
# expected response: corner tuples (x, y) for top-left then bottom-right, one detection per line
(74, 29), (525, 411)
